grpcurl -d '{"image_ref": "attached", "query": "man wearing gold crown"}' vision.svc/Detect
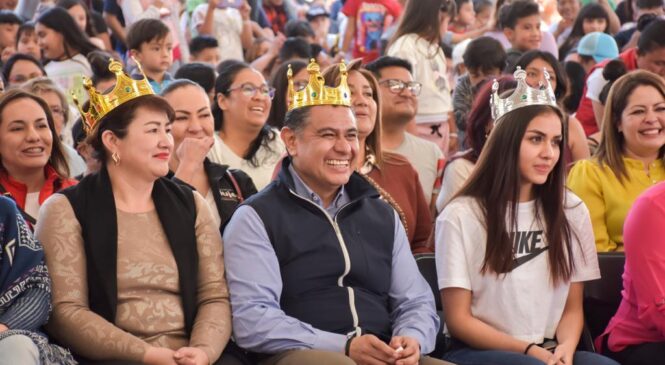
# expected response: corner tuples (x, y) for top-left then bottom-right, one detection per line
(223, 60), (450, 365)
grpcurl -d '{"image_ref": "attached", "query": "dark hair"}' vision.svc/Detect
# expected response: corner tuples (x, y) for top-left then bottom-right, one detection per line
(636, 13), (659, 32)
(2, 53), (46, 85)
(597, 70), (665, 181)
(37, 7), (100, 60)
(637, 19), (665, 56)
(559, 4), (610, 60)
(268, 59), (307, 129)
(15, 22), (35, 47)
(213, 61), (278, 167)
(279, 37), (312, 62)
(283, 105), (312, 132)
(455, 104), (575, 284)
(390, 0), (451, 47)
(562, 61), (587, 113)
(474, 0), (493, 14)
(174, 62), (216, 94)
(126, 18), (170, 51)
(161, 79), (206, 96)
(454, 0), (473, 15)
(87, 50), (121, 86)
(636, 0), (664, 10)
(0, 89), (69, 178)
(56, 0), (98, 38)
(284, 19), (315, 38)
(86, 95), (175, 163)
(598, 59), (628, 104)
(465, 76), (517, 162)
(502, 0), (540, 29)
(189, 35), (218, 57)
(365, 56), (413, 79)
(513, 50), (568, 100)
(463, 36), (507, 74)
(0, 10), (21, 25)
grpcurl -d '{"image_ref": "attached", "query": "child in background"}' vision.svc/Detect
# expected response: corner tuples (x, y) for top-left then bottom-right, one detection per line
(0, 10), (21, 64)
(15, 23), (40, 60)
(502, 0), (542, 71)
(127, 18), (174, 93)
(550, 0), (580, 46)
(190, 0), (253, 63)
(189, 35), (220, 67)
(474, 0), (494, 30)
(558, 3), (610, 61)
(341, 0), (402, 63)
(449, 0), (476, 34)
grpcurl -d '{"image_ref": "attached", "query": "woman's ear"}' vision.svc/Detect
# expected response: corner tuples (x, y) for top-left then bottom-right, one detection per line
(101, 130), (119, 158)
(217, 92), (229, 111)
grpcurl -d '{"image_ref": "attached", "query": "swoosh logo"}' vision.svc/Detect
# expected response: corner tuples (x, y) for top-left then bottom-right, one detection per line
(512, 246), (549, 270)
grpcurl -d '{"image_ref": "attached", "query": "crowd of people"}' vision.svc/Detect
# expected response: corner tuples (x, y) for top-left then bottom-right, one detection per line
(0, 0), (663, 364)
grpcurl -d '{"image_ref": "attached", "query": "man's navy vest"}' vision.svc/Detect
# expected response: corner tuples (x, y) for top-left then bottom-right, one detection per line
(244, 159), (396, 340)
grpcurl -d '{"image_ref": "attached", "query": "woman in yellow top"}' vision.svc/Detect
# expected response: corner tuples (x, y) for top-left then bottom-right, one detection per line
(567, 70), (665, 252)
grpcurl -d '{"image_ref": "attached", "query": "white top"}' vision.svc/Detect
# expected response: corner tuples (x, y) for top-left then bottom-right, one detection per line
(387, 132), (443, 201)
(25, 192), (40, 220)
(585, 67), (608, 103)
(207, 133), (285, 191)
(191, 4), (244, 62)
(435, 192), (600, 343)
(386, 34), (452, 122)
(435, 157), (474, 213)
(548, 21), (572, 46)
(44, 54), (93, 105)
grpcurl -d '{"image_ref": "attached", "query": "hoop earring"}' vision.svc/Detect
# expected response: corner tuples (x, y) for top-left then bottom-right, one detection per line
(111, 151), (120, 165)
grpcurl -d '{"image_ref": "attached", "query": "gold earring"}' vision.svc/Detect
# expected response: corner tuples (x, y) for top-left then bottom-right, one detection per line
(111, 151), (120, 165)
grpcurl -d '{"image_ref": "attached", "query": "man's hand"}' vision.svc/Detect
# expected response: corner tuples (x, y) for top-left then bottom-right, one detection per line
(143, 347), (178, 365)
(348, 334), (399, 365)
(389, 336), (421, 365)
(173, 347), (210, 365)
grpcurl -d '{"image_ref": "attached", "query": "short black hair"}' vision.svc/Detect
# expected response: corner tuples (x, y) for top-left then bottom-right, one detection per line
(638, 19), (665, 55)
(189, 35), (218, 57)
(87, 50), (121, 86)
(279, 37), (312, 61)
(502, 0), (540, 29)
(174, 62), (216, 93)
(0, 10), (22, 25)
(284, 20), (315, 38)
(283, 105), (312, 132)
(463, 36), (506, 74)
(2, 53), (45, 84)
(636, 0), (663, 10)
(364, 56), (413, 79)
(126, 18), (170, 51)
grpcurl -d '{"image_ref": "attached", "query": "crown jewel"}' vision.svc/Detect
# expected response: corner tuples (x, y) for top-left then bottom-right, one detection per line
(287, 58), (351, 111)
(73, 58), (154, 135)
(490, 67), (558, 123)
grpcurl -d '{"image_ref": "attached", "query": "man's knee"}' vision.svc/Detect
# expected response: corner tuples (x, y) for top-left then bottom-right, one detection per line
(0, 334), (40, 365)
(262, 349), (356, 365)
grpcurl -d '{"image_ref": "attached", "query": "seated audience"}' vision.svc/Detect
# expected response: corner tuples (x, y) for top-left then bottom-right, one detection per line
(576, 32), (619, 74)
(613, 0), (664, 51)
(568, 70), (665, 252)
(558, 3), (610, 61)
(1, 53), (45, 88)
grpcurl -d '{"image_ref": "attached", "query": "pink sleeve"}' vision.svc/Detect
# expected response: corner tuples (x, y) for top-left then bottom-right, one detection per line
(341, 0), (360, 17)
(623, 192), (665, 337)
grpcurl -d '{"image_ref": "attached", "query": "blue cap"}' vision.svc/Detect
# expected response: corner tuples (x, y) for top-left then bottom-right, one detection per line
(577, 32), (619, 63)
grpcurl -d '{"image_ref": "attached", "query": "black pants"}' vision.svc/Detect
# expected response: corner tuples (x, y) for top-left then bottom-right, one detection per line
(603, 339), (665, 365)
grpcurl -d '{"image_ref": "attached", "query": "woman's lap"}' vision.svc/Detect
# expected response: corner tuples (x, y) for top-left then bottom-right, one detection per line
(442, 348), (619, 365)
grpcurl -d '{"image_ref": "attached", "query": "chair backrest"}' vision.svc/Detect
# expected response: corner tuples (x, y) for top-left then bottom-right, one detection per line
(415, 253), (442, 311)
(583, 252), (626, 339)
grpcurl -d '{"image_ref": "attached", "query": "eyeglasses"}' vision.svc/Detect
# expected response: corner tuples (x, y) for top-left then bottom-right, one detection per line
(50, 106), (65, 118)
(227, 83), (276, 99)
(379, 79), (422, 96)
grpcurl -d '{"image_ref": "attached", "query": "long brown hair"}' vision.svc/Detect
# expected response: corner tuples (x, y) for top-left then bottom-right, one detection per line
(0, 89), (70, 178)
(322, 59), (385, 167)
(596, 70), (665, 182)
(390, 0), (452, 48)
(454, 105), (576, 285)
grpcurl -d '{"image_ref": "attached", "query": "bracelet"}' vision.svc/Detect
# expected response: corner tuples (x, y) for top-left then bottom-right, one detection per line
(345, 336), (355, 356)
(524, 343), (537, 355)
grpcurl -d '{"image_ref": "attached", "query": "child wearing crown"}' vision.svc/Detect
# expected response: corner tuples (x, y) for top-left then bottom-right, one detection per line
(434, 69), (618, 365)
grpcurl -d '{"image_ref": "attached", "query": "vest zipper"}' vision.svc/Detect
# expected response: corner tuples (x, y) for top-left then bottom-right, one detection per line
(288, 189), (362, 336)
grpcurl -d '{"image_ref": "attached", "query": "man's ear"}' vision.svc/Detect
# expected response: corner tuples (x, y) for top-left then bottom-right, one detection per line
(281, 127), (297, 157)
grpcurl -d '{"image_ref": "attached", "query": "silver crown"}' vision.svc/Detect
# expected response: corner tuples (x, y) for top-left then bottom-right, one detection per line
(490, 67), (558, 123)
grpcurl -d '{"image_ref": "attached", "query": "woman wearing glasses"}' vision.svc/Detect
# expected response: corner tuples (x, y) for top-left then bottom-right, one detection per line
(387, 0), (457, 157)
(210, 60), (285, 190)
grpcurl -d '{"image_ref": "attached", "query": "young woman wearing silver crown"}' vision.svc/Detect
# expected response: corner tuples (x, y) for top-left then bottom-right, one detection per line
(434, 68), (619, 365)
(35, 60), (235, 365)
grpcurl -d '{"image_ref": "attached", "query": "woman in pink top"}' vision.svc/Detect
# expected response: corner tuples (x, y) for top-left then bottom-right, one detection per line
(599, 181), (665, 364)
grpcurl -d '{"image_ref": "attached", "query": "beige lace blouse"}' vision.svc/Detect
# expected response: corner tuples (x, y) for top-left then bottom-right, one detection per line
(35, 192), (231, 363)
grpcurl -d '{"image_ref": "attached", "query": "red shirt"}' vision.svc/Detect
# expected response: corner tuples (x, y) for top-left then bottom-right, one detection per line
(342, 0), (402, 63)
(0, 165), (77, 216)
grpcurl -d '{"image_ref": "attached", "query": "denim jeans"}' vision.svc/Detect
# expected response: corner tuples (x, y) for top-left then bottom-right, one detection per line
(0, 334), (40, 365)
(441, 347), (620, 365)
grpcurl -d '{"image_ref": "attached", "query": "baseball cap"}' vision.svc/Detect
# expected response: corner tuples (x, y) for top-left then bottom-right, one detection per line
(306, 5), (330, 21)
(577, 32), (619, 63)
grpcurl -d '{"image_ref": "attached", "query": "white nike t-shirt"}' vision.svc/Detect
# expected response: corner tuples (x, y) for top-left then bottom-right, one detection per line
(435, 192), (599, 343)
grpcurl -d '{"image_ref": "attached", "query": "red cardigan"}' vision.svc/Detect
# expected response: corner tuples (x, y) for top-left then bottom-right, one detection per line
(0, 165), (77, 212)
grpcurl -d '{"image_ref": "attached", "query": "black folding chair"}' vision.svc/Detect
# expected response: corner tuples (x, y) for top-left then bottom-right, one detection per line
(583, 252), (626, 341)
(414, 253), (448, 357)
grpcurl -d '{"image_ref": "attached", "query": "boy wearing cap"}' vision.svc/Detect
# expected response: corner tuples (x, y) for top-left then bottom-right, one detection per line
(576, 32), (619, 74)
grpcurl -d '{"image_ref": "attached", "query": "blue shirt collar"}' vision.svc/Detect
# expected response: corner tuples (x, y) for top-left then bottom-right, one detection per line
(288, 164), (349, 216)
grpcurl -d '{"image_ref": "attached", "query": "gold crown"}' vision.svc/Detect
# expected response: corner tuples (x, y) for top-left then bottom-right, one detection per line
(287, 58), (351, 111)
(73, 58), (154, 135)
(490, 67), (558, 123)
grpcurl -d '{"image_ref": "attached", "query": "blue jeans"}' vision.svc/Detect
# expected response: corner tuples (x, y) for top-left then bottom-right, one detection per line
(441, 347), (620, 365)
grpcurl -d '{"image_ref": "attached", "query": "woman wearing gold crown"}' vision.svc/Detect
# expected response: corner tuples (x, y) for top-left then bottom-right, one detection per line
(434, 69), (618, 365)
(35, 60), (233, 365)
